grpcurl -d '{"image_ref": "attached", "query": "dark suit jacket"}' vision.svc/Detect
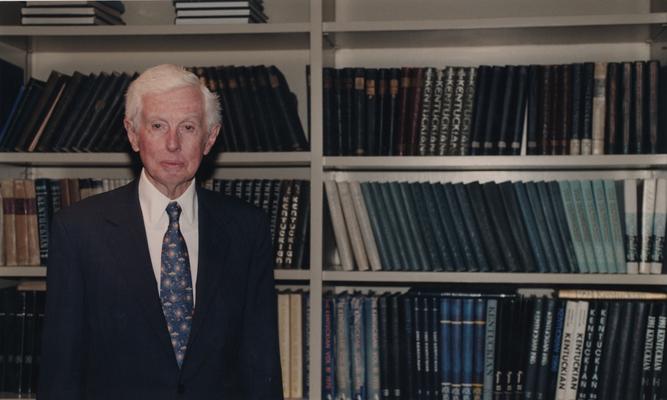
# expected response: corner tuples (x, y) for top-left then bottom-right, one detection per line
(37, 180), (283, 399)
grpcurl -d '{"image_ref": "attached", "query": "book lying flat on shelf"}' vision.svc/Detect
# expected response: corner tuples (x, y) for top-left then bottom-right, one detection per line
(21, 5), (122, 19)
(175, 16), (264, 24)
(21, 15), (124, 25)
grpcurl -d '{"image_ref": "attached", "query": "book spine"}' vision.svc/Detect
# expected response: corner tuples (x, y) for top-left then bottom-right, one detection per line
(535, 298), (556, 400)
(431, 297), (441, 400)
(461, 299), (474, 400)
(591, 62), (607, 155)
(604, 180), (628, 274)
(337, 181), (370, 271)
(469, 66), (488, 156)
(555, 301), (577, 400)
(387, 69), (400, 156)
(323, 295), (335, 400)
(441, 297), (453, 400)
(402, 296), (417, 400)
(407, 68), (424, 155)
(336, 294), (353, 400)
(606, 63), (619, 154)
(523, 298), (544, 400)
(451, 298), (463, 400)
(497, 66), (516, 155)
(460, 67), (477, 156)
(535, 182), (570, 273)
(428, 68), (445, 156)
(624, 301), (649, 400)
(289, 293), (303, 399)
(549, 303), (566, 397)
(581, 63), (595, 155)
(418, 67), (436, 156)
(377, 183), (410, 268)
(559, 64), (572, 154)
(351, 295), (366, 400)
(634, 61), (645, 154)
(352, 68), (366, 156)
(409, 182), (444, 271)
(277, 292), (291, 399)
(592, 180), (616, 273)
(547, 181), (579, 273)
(576, 302), (597, 400)
(640, 179), (657, 274)
(650, 179), (667, 274)
(482, 182), (522, 272)
(398, 182), (433, 270)
(419, 182), (455, 271)
(621, 62), (632, 154)
(570, 63), (583, 155)
(640, 303), (657, 400)
(526, 65), (540, 155)
(365, 69), (378, 156)
(366, 296), (381, 400)
(440, 183), (478, 271)
(349, 181), (382, 271)
(414, 297), (424, 399)
(482, 66), (503, 155)
(449, 67), (466, 155)
(569, 181), (598, 273)
(453, 183), (490, 272)
(378, 295), (390, 400)
(438, 67), (455, 156)
(597, 301), (623, 400)
(324, 181), (355, 270)
(466, 182), (507, 272)
(360, 182), (395, 270)
(376, 69), (389, 156)
(522, 182), (560, 273)
(648, 60), (660, 154)
(430, 183), (466, 271)
(580, 180), (608, 273)
(651, 304), (667, 399)
(540, 65), (553, 155)
(609, 302), (635, 400)
(624, 179), (640, 274)
(34, 179), (50, 266)
(513, 182), (549, 273)
(567, 301), (588, 400)
(483, 299), (497, 400)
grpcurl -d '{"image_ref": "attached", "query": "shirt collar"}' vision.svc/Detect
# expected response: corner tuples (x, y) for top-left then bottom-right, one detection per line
(138, 168), (197, 228)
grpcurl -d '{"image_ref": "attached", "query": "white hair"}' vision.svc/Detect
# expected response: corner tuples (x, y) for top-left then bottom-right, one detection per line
(125, 64), (221, 131)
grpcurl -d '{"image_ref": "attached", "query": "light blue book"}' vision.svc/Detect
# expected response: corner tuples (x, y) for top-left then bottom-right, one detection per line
(570, 181), (599, 273)
(558, 181), (588, 273)
(623, 179), (640, 274)
(651, 179), (667, 274)
(603, 180), (627, 274)
(592, 180), (618, 273)
(581, 180), (609, 273)
(640, 179), (657, 274)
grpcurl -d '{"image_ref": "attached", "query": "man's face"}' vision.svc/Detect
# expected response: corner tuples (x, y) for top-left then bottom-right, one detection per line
(125, 85), (219, 198)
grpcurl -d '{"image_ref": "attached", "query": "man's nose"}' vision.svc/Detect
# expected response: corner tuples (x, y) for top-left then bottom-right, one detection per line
(166, 128), (181, 151)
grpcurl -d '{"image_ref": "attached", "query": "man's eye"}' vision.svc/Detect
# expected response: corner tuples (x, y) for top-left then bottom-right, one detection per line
(152, 123), (163, 130)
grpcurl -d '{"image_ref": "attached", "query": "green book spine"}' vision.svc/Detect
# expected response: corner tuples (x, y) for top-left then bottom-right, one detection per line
(592, 180), (618, 273)
(569, 181), (599, 273)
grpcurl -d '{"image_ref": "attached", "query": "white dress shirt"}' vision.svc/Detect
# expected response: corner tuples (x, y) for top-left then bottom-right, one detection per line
(138, 169), (199, 305)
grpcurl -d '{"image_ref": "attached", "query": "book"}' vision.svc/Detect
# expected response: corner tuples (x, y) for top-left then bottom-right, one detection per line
(289, 292), (303, 399)
(640, 179), (657, 274)
(21, 14), (123, 25)
(651, 179), (667, 274)
(591, 62), (607, 154)
(337, 181), (370, 271)
(324, 181), (355, 270)
(277, 292), (290, 399)
(624, 179), (640, 273)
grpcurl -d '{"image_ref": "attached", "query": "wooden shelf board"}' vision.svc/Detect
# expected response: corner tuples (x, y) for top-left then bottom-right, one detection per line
(323, 271), (667, 285)
(323, 155), (667, 171)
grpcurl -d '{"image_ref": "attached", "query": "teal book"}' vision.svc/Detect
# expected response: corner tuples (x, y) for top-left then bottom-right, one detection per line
(558, 181), (589, 273)
(439, 183), (479, 272)
(418, 182), (456, 271)
(360, 182), (393, 270)
(399, 182), (434, 271)
(569, 181), (599, 273)
(466, 181), (508, 272)
(580, 180), (609, 273)
(546, 181), (579, 273)
(387, 182), (421, 270)
(623, 179), (640, 274)
(453, 183), (490, 272)
(377, 182), (410, 269)
(514, 181), (556, 272)
(430, 183), (467, 271)
(530, 181), (569, 273)
(592, 180), (619, 273)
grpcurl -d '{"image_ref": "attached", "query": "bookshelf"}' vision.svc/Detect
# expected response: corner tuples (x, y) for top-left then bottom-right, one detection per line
(1, 0), (667, 398)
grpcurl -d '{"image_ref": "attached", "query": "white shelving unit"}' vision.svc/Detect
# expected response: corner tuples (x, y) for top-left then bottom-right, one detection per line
(1, 0), (667, 398)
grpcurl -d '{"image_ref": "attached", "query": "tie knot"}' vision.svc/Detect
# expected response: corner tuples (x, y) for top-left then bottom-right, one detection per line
(166, 202), (182, 223)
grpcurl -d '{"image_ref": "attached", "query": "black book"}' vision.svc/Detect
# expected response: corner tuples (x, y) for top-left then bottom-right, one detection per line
(535, 181), (571, 273)
(236, 66), (263, 151)
(513, 297), (532, 399)
(16, 71), (70, 151)
(401, 295), (416, 399)
(0, 78), (46, 151)
(399, 182), (434, 271)
(386, 68), (400, 156)
(323, 67), (335, 156)
(480, 181), (522, 272)
(640, 302), (658, 400)
(610, 301), (637, 400)
(427, 182), (465, 271)
(214, 66), (239, 152)
(377, 182), (410, 269)
(333, 68), (345, 156)
(413, 295), (424, 399)
(50, 72), (106, 152)
(0, 59), (24, 131)
(291, 181), (310, 270)
(605, 63), (620, 155)
(523, 297), (544, 400)
(633, 61), (646, 154)
(570, 63), (584, 155)
(58, 72), (114, 151)
(390, 294), (402, 399)
(466, 181), (507, 272)
(652, 302), (667, 400)
(388, 182), (422, 270)
(624, 301), (649, 400)
(497, 181), (537, 272)
(375, 68), (390, 156)
(34, 71), (88, 152)
(34, 178), (51, 265)
(365, 68), (378, 156)
(352, 68), (366, 156)
(519, 182), (559, 273)
(378, 294), (390, 400)
(526, 65), (541, 155)
(597, 301), (622, 400)
(82, 72), (133, 152)
(535, 298), (557, 400)
(247, 65), (276, 151)
(582, 62), (595, 154)
(453, 183), (491, 272)
(647, 60), (660, 154)
(497, 65), (516, 155)
(539, 65), (553, 155)
(341, 67), (354, 155)
(360, 182), (395, 270)
(438, 183), (478, 272)
(369, 182), (404, 270)
(73, 72), (127, 152)
(222, 66), (252, 151)
(482, 66), (504, 155)
(470, 65), (491, 155)
(409, 182), (444, 271)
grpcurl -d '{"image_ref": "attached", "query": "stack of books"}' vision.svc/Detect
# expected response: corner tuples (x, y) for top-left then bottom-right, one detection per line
(173, 0), (268, 25)
(21, 1), (125, 26)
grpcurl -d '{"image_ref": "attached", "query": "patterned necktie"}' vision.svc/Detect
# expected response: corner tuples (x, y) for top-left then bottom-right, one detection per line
(160, 201), (193, 368)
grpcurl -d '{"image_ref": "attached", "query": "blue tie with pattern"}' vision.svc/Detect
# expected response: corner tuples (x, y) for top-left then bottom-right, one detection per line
(160, 201), (193, 368)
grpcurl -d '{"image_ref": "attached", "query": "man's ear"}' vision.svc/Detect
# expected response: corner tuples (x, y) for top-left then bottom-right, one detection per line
(124, 118), (140, 152)
(203, 124), (221, 155)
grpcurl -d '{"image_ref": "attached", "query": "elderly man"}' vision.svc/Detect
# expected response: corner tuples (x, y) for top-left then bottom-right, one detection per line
(38, 64), (283, 399)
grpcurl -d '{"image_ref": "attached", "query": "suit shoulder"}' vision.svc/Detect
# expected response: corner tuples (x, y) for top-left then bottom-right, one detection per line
(52, 183), (133, 225)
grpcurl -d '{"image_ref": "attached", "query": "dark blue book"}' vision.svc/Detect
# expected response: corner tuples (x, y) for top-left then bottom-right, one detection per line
(480, 181), (522, 272)
(431, 183), (468, 271)
(389, 182), (422, 270)
(624, 301), (649, 400)
(0, 85), (25, 146)
(472, 298), (486, 400)
(419, 182), (455, 271)
(497, 181), (538, 272)
(453, 183), (491, 272)
(34, 178), (52, 266)
(440, 297), (453, 400)
(360, 182), (393, 270)
(378, 294), (391, 400)
(483, 299), (498, 400)
(350, 295), (366, 400)
(462, 299), (474, 400)
(430, 297), (440, 400)
(0, 59), (23, 131)
(378, 182), (411, 269)
(652, 302), (667, 400)
(413, 295), (424, 399)
(389, 295), (402, 399)
(513, 182), (553, 273)
(549, 301), (566, 399)
(524, 181), (564, 273)
(440, 183), (478, 272)
(335, 293), (353, 400)
(640, 302), (657, 400)
(365, 296), (381, 400)
(465, 181), (507, 272)
(410, 182), (444, 271)
(421, 296), (434, 400)
(451, 298), (463, 400)
(535, 298), (557, 400)
(523, 297), (544, 400)
(399, 182), (433, 270)
(547, 181), (580, 273)
(535, 181), (572, 273)
(598, 301), (622, 400)
(401, 296), (417, 399)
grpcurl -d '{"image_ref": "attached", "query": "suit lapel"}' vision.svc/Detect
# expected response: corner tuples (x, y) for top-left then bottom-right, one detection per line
(103, 181), (175, 363)
(187, 187), (231, 351)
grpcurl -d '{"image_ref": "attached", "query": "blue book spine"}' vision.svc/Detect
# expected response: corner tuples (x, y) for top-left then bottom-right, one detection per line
(523, 182), (561, 273)
(483, 299), (497, 400)
(401, 181), (436, 270)
(0, 85), (25, 144)
(513, 182), (550, 273)
(378, 182), (411, 269)
(472, 298), (486, 400)
(432, 183), (469, 271)
(420, 182), (456, 271)
(574, 180), (604, 273)
(453, 183), (491, 272)
(323, 294), (336, 400)
(335, 294), (352, 400)
(462, 299), (474, 400)
(523, 297), (544, 400)
(452, 298), (463, 400)
(592, 179), (617, 273)
(604, 180), (627, 274)
(365, 296), (381, 400)
(351, 295), (366, 400)
(360, 182), (393, 270)
(558, 181), (589, 273)
(548, 302), (566, 396)
(441, 297), (453, 400)
(388, 182), (421, 270)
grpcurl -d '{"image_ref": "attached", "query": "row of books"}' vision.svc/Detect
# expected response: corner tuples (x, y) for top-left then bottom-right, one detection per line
(174, 0), (268, 25)
(190, 65), (308, 152)
(20, 1), (125, 26)
(277, 289), (309, 400)
(322, 61), (666, 156)
(0, 178), (132, 267)
(0, 282), (45, 397)
(322, 289), (667, 400)
(0, 64), (307, 153)
(324, 179), (666, 274)
(203, 179), (310, 269)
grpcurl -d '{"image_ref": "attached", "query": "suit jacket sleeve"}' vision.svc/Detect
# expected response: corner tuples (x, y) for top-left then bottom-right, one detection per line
(38, 214), (85, 399)
(240, 211), (284, 399)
